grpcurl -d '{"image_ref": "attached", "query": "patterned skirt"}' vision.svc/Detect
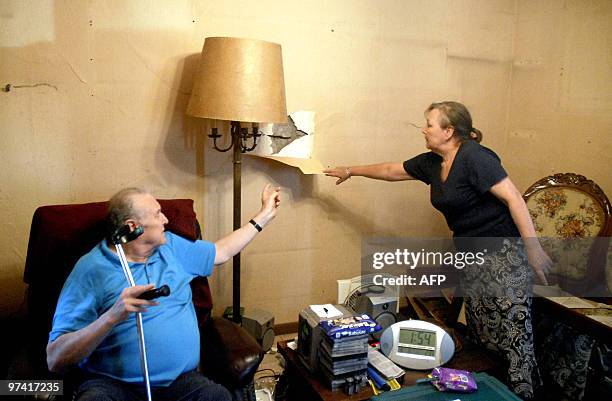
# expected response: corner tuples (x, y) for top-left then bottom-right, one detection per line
(460, 238), (542, 400)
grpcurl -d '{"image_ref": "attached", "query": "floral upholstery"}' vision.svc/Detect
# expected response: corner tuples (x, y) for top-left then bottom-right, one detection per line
(525, 187), (605, 280)
(526, 188), (604, 238)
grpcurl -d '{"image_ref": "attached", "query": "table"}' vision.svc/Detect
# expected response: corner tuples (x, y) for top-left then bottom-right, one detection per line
(531, 285), (612, 344)
(277, 336), (501, 401)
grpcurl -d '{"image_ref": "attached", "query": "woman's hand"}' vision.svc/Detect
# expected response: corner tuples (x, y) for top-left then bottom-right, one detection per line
(323, 166), (351, 185)
(526, 244), (553, 286)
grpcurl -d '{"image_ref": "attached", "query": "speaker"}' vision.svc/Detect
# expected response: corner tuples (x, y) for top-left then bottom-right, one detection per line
(346, 289), (398, 339)
(241, 308), (275, 352)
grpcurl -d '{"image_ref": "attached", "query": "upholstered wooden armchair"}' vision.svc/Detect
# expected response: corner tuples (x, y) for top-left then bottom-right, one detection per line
(524, 174), (612, 400)
(523, 173), (611, 297)
(14, 199), (263, 400)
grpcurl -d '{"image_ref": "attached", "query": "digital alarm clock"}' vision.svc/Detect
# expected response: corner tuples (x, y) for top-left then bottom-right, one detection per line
(380, 320), (455, 370)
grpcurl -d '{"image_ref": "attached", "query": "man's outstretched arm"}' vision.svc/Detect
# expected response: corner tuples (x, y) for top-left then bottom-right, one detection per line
(214, 184), (281, 265)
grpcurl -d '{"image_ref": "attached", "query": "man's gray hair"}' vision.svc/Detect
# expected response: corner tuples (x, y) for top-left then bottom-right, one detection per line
(108, 187), (148, 232)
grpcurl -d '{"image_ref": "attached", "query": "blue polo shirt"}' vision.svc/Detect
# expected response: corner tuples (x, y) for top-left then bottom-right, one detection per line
(49, 232), (215, 386)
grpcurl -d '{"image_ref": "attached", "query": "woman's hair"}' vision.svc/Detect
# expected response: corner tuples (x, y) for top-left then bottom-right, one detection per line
(107, 187), (148, 233)
(426, 101), (483, 143)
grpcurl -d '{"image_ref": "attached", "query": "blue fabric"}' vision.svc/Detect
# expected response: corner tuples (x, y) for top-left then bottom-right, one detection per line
(49, 232), (216, 386)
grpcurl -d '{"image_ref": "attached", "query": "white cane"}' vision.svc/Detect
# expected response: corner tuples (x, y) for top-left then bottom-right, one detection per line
(111, 225), (153, 401)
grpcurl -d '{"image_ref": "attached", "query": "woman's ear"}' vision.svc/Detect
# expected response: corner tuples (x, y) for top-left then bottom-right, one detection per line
(444, 126), (455, 139)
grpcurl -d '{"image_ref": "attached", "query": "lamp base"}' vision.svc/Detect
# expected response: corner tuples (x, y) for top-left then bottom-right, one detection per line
(222, 306), (245, 322)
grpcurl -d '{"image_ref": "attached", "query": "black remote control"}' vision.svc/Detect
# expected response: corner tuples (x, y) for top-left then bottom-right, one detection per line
(138, 285), (170, 300)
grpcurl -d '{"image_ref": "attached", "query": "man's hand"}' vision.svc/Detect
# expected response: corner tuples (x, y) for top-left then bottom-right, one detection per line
(213, 184), (281, 265)
(526, 245), (553, 286)
(257, 184), (281, 225)
(107, 284), (159, 324)
(47, 284), (158, 373)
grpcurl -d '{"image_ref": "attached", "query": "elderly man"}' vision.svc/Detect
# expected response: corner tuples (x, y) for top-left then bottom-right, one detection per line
(46, 185), (281, 401)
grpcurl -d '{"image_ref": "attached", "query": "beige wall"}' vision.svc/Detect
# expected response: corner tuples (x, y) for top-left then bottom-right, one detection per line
(507, 0), (612, 192)
(1, 0), (610, 323)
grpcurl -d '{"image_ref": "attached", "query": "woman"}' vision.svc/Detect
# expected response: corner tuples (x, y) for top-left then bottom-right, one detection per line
(323, 101), (552, 400)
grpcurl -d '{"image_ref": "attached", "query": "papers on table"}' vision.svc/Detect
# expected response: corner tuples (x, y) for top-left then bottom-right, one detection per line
(533, 285), (612, 328)
(587, 315), (612, 328)
(368, 347), (405, 380)
(310, 304), (343, 319)
(533, 285), (598, 308)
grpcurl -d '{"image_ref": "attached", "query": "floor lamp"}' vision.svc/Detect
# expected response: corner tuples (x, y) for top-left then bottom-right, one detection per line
(186, 37), (287, 323)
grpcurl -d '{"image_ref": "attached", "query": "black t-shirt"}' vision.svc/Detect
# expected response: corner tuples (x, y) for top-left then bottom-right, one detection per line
(403, 140), (519, 238)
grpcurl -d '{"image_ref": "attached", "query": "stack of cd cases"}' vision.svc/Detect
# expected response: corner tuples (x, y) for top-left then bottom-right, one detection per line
(318, 333), (369, 391)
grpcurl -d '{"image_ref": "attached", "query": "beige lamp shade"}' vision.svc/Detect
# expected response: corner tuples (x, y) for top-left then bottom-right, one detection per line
(187, 37), (287, 124)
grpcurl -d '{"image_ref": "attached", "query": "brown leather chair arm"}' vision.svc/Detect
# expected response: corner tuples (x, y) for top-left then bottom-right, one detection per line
(199, 317), (264, 389)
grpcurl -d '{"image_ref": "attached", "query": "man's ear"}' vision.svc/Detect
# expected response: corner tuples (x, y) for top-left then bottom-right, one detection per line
(126, 220), (138, 231)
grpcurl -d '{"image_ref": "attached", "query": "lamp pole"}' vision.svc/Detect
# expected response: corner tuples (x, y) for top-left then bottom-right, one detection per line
(232, 123), (242, 324)
(209, 121), (261, 323)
